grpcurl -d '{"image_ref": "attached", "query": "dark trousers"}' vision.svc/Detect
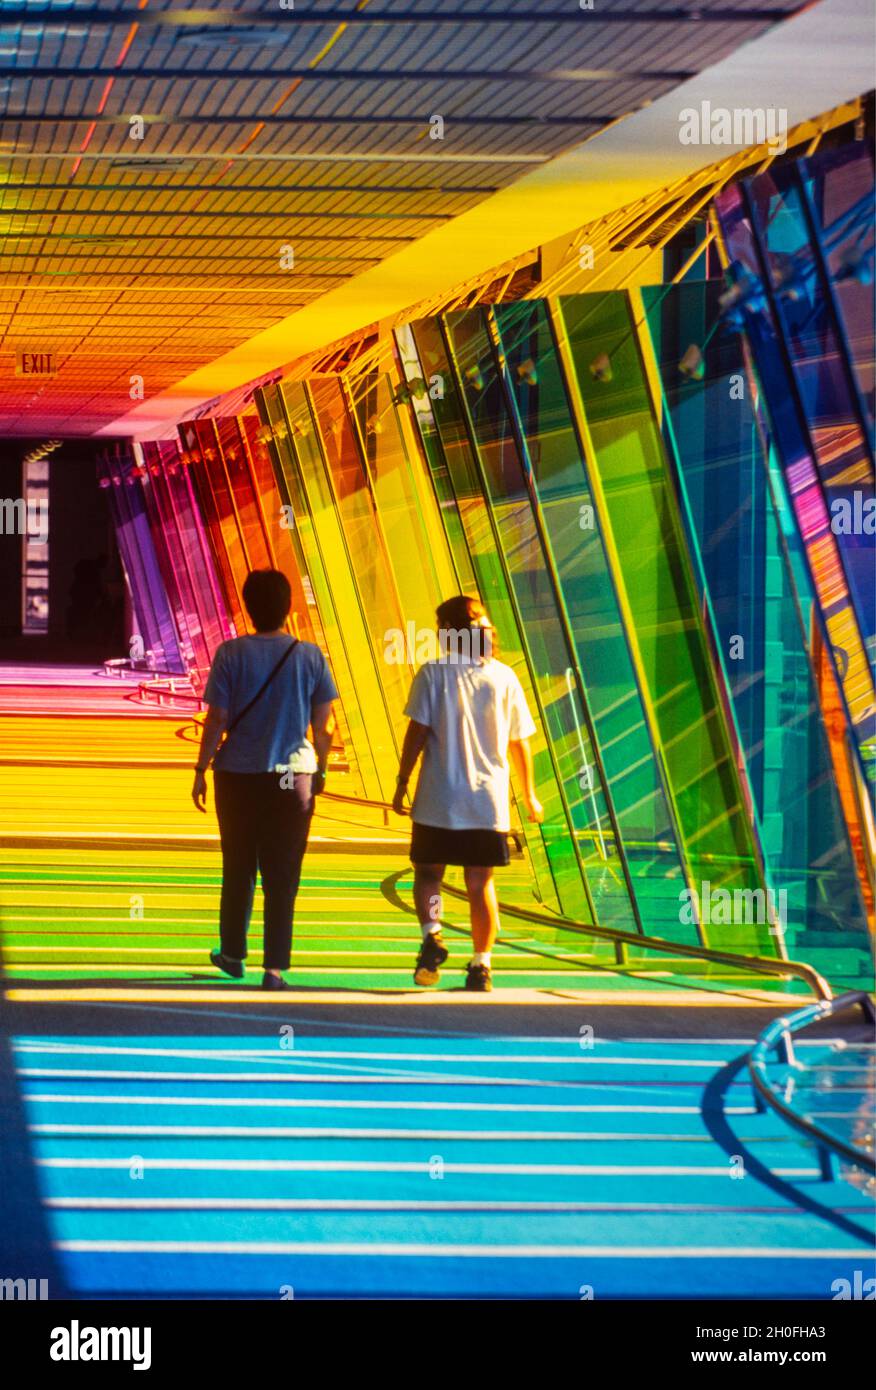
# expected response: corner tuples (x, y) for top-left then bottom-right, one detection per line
(214, 771), (314, 971)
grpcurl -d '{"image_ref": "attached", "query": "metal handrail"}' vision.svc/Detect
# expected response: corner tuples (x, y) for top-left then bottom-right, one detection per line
(323, 790), (834, 1001)
(748, 991), (875, 1179)
(440, 880), (833, 1001)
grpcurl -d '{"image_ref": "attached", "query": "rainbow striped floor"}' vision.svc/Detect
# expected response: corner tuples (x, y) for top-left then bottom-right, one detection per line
(2, 667), (873, 1298)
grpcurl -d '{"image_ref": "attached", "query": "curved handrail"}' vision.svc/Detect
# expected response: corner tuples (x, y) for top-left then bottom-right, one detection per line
(322, 791), (834, 1002)
(748, 991), (875, 1178)
(137, 678), (204, 711)
(440, 880), (833, 1001)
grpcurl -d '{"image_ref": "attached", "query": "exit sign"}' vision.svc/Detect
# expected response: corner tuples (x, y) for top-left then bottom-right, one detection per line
(16, 350), (57, 377)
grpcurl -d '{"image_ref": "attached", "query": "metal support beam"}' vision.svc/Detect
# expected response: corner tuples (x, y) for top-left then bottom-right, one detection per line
(0, 64), (694, 82)
(0, 207), (448, 221)
(0, 181), (500, 195)
(0, 6), (805, 25)
(0, 113), (609, 128)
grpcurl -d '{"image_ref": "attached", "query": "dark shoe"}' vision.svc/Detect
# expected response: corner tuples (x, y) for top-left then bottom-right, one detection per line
(414, 931), (449, 987)
(465, 963), (493, 993)
(262, 972), (293, 991)
(210, 948), (244, 979)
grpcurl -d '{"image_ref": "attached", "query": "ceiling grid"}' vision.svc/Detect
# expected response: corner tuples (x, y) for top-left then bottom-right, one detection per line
(0, 0), (811, 432)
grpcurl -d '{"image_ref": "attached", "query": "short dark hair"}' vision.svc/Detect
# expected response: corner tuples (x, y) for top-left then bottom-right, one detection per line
(436, 594), (486, 631)
(435, 594), (494, 660)
(242, 569), (291, 632)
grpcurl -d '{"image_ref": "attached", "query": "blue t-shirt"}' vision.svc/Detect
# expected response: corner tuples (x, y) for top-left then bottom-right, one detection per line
(204, 635), (339, 774)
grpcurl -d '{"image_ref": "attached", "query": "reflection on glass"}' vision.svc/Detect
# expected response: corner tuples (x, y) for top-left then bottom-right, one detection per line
(802, 143), (875, 444)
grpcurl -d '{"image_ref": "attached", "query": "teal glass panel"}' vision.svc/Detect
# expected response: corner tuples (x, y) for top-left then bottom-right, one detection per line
(492, 298), (693, 939)
(643, 279), (871, 987)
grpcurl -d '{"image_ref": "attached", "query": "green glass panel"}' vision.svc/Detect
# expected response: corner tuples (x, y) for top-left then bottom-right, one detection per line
(559, 291), (775, 956)
(443, 307), (633, 931)
(492, 299), (693, 940)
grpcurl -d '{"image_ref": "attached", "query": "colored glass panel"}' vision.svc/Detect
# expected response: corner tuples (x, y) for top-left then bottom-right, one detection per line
(141, 440), (233, 685)
(135, 446), (199, 674)
(745, 163), (874, 650)
(716, 180), (875, 803)
(557, 291), (774, 956)
(261, 380), (396, 798)
(98, 449), (184, 673)
(801, 142), (875, 445)
(346, 370), (458, 629)
(444, 306), (636, 932)
(642, 278), (871, 984)
(492, 298), (692, 939)
(408, 314), (580, 920)
(307, 377), (410, 740)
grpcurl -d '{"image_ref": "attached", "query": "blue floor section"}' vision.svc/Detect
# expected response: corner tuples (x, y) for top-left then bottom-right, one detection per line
(14, 1032), (876, 1298)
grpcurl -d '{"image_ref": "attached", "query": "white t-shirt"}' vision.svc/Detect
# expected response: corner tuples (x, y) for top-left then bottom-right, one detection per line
(404, 657), (537, 832)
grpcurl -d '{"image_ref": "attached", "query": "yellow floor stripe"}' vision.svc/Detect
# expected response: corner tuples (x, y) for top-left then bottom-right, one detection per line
(5, 987), (804, 1006)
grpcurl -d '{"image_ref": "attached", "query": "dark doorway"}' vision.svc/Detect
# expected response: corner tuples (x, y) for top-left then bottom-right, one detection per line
(0, 439), (127, 665)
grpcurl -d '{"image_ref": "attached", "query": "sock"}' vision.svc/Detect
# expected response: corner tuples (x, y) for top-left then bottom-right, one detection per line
(472, 951), (491, 969)
(420, 920), (442, 939)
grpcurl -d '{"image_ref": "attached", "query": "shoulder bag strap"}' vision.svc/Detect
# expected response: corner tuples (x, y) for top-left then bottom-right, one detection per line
(223, 638), (298, 739)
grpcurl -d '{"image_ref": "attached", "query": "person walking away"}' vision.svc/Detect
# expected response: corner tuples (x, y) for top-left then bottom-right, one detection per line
(191, 569), (338, 991)
(392, 595), (543, 993)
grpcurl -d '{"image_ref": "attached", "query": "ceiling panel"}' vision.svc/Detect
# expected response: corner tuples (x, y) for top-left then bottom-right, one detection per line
(0, 0), (805, 434)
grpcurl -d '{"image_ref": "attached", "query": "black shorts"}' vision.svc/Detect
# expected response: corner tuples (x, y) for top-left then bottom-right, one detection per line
(410, 822), (510, 868)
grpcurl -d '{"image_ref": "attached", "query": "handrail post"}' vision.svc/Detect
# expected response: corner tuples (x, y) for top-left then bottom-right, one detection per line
(816, 1146), (836, 1183)
(777, 1029), (797, 1067)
